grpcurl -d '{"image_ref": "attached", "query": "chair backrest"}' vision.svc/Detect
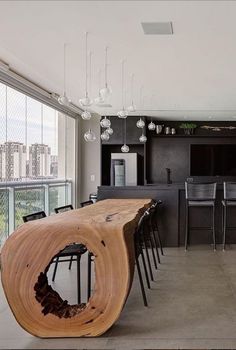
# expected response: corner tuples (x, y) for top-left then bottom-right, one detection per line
(80, 200), (93, 208)
(185, 182), (217, 200)
(223, 182), (236, 200)
(54, 204), (74, 214)
(22, 211), (46, 223)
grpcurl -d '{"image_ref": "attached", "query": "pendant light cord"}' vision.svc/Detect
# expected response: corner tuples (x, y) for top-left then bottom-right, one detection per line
(122, 60), (125, 108)
(105, 46), (108, 88)
(85, 32), (88, 98)
(89, 51), (92, 97)
(124, 118), (127, 144)
(63, 43), (67, 96)
(131, 73), (134, 105)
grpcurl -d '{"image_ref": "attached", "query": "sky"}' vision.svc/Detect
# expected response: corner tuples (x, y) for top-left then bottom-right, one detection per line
(0, 82), (58, 155)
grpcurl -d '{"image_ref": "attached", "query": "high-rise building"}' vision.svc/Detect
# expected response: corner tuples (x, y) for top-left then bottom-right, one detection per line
(0, 141), (27, 181)
(50, 155), (58, 177)
(29, 143), (51, 178)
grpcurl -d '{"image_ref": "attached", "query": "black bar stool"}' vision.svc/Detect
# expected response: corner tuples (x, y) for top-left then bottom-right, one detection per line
(185, 182), (217, 251)
(222, 182), (236, 251)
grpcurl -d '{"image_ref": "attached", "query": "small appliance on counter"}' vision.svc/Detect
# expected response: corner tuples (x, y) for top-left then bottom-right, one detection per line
(111, 153), (138, 186)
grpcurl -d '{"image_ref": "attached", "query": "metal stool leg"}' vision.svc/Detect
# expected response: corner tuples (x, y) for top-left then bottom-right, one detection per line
(135, 255), (148, 307)
(212, 205), (216, 251)
(52, 257), (59, 282)
(223, 205), (227, 251)
(77, 255), (81, 304)
(185, 204), (189, 251)
(87, 252), (92, 301)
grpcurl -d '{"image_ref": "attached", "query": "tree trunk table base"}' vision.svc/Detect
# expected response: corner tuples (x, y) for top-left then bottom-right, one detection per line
(0, 198), (151, 338)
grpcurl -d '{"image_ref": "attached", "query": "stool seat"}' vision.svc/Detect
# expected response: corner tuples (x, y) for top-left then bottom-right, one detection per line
(222, 200), (236, 206)
(188, 200), (215, 207)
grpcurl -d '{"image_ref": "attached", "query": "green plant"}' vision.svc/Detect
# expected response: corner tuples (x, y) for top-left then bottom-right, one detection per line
(179, 123), (197, 129)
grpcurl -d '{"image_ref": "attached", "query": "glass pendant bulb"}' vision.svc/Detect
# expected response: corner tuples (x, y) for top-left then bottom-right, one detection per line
(94, 94), (105, 105)
(79, 95), (93, 108)
(84, 129), (96, 142)
(100, 47), (112, 100)
(106, 127), (113, 135)
(127, 74), (136, 112)
(117, 108), (128, 119)
(148, 121), (156, 130)
(101, 131), (110, 141)
(58, 43), (70, 106)
(100, 85), (112, 99)
(127, 103), (136, 112)
(139, 133), (147, 143)
(81, 110), (92, 120)
(100, 116), (111, 128)
(121, 144), (129, 153)
(136, 118), (145, 128)
(58, 94), (70, 106)
(80, 32), (93, 108)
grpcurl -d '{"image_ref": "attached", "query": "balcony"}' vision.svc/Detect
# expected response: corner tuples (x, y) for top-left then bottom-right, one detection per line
(0, 178), (72, 247)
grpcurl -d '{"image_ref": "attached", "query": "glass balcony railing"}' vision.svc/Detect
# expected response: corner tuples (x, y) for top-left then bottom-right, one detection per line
(0, 179), (72, 247)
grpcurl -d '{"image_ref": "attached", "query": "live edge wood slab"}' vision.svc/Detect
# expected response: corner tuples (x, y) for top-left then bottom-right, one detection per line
(1, 198), (151, 338)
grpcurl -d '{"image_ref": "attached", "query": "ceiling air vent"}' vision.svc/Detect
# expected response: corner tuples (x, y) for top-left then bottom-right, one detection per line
(141, 22), (173, 35)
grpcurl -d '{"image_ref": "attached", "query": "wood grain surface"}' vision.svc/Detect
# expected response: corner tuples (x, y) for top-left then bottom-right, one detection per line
(0, 198), (151, 338)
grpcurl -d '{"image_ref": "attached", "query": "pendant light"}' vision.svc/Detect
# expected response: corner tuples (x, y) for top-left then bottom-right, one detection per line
(106, 126), (113, 135)
(106, 116), (113, 135)
(81, 51), (93, 120)
(101, 130), (110, 141)
(94, 69), (105, 105)
(148, 120), (156, 130)
(121, 118), (129, 153)
(136, 117), (145, 128)
(127, 74), (136, 112)
(148, 94), (155, 130)
(84, 129), (96, 142)
(58, 43), (70, 106)
(100, 116), (111, 128)
(139, 132), (147, 143)
(100, 46), (112, 99)
(79, 32), (93, 108)
(117, 60), (128, 119)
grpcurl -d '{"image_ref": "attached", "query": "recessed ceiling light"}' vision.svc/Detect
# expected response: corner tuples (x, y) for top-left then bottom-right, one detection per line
(141, 22), (173, 35)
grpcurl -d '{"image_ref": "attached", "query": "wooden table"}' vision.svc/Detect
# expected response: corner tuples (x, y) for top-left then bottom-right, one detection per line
(0, 198), (151, 338)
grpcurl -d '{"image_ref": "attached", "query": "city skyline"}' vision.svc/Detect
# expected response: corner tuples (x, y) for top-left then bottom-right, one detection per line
(0, 82), (58, 155)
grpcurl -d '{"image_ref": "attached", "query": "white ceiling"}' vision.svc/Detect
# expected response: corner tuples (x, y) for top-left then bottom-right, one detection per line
(1, 1), (236, 120)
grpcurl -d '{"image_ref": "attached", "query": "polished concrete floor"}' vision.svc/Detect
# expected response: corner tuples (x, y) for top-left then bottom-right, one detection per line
(1, 245), (236, 349)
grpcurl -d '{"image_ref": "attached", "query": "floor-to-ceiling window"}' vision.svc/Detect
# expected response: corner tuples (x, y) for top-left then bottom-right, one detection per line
(0, 82), (75, 247)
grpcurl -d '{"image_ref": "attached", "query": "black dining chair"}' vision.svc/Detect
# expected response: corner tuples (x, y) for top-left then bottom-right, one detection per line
(22, 211), (46, 222)
(80, 199), (94, 301)
(134, 211), (151, 307)
(185, 182), (217, 251)
(54, 204), (87, 273)
(80, 200), (93, 207)
(54, 204), (74, 213)
(23, 210), (86, 304)
(222, 182), (236, 250)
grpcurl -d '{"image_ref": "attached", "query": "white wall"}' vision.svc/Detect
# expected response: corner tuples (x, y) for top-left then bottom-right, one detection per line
(79, 115), (101, 202)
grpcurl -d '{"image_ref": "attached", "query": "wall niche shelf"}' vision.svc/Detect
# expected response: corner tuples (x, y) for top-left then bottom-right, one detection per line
(101, 117), (236, 186)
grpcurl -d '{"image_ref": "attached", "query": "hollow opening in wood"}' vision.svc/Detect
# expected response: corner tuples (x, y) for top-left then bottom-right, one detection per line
(34, 245), (95, 319)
